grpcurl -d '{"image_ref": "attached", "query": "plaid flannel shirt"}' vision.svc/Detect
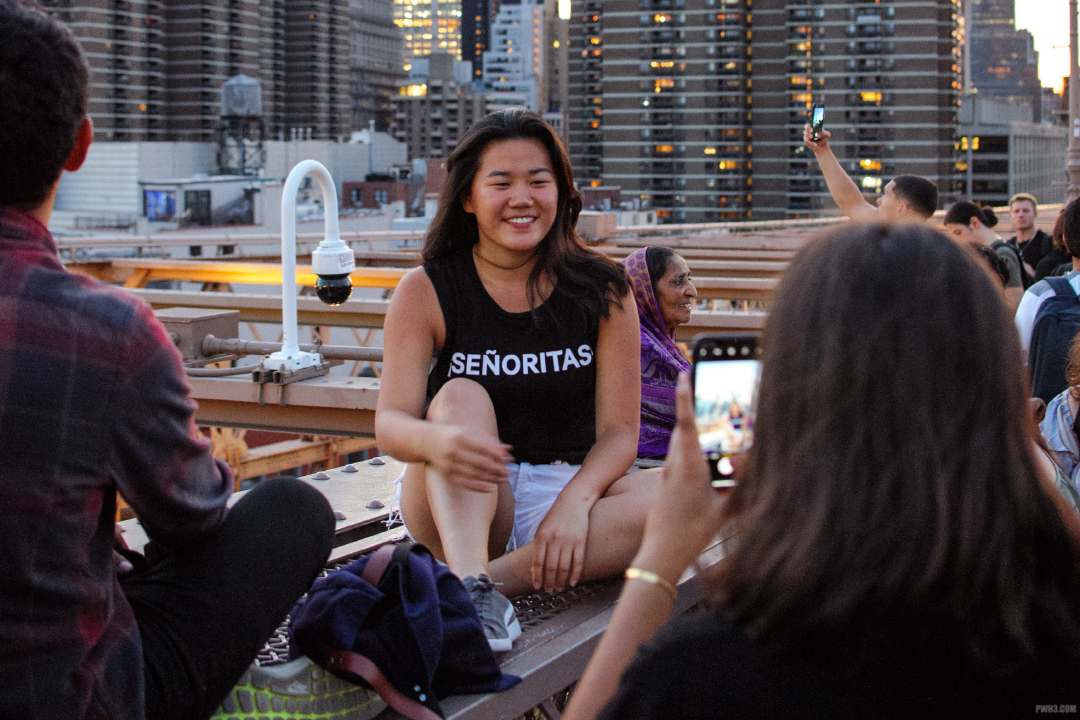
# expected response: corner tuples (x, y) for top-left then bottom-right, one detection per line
(0, 208), (232, 720)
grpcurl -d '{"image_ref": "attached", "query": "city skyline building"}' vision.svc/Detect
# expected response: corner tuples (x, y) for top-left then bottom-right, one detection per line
(393, 0), (463, 70)
(482, 0), (546, 112)
(391, 53), (488, 159)
(566, 0), (961, 223)
(462, 0), (498, 78)
(966, 0), (1041, 121)
(568, 0), (752, 222)
(956, 93), (1068, 206)
(283, 0), (352, 141)
(350, 0), (408, 131)
(751, 0), (960, 219)
(41, 0), (354, 142)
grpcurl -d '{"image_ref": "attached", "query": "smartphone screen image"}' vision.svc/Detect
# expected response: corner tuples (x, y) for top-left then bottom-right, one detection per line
(693, 334), (762, 484)
(810, 105), (824, 140)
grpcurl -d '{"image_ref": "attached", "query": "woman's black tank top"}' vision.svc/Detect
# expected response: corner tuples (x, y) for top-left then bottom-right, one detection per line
(424, 250), (598, 465)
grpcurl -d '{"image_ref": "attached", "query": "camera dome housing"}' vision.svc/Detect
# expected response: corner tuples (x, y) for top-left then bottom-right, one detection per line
(315, 274), (353, 305)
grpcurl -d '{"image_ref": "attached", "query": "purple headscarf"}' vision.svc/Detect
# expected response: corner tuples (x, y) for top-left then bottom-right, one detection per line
(623, 248), (692, 458)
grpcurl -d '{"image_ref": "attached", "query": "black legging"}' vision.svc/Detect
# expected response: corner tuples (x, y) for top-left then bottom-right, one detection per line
(121, 477), (335, 720)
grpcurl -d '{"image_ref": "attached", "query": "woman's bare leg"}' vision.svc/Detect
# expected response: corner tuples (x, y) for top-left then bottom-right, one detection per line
(399, 378), (515, 579)
(488, 468), (659, 596)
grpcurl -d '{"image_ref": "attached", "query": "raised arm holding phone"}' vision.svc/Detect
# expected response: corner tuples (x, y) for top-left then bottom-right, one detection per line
(803, 120), (938, 223)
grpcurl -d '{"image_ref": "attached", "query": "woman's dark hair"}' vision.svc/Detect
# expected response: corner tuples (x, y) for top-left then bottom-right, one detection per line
(712, 223), (1080, 673)
(944, 200), (992, 227)
(645, 246), (677, 297)
(970, 244), (1008, 287)
(423, 108), (629, 317)
(982, 205), (999, 228)
(1063, 197), (1080, 259)
(0, 1), (89, 210)
(1052, 210), (1066, 253)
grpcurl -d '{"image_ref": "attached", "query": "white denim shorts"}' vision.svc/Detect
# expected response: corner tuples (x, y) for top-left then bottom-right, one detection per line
(390, 461), (580, 553)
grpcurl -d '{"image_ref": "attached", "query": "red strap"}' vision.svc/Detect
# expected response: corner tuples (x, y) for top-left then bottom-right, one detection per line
(360, 544), (396, 586)
(326, 651), (442, 720)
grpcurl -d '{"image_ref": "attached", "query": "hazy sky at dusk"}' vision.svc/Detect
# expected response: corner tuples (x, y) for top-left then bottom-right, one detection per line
(1013, 0), (1068, 92)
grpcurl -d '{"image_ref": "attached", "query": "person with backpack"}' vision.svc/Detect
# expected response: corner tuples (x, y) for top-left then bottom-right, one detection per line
(944, 201), (1026, 312)
(1015, 197), (1080, 403)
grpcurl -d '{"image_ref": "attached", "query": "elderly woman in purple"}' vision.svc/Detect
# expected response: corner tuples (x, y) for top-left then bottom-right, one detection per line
(623, 247), (698, 458)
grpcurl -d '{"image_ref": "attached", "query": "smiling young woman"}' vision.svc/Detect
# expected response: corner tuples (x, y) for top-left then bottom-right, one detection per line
(375, 108), (655, 651)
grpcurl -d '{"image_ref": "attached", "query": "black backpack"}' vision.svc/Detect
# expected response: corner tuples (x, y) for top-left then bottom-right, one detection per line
(1029, 276), (1080, 403)
(992, 239), (1033, 289)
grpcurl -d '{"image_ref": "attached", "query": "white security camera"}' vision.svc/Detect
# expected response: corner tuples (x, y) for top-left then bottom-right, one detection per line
(265, 159), (355, 373)
(312, 238), (355, 306)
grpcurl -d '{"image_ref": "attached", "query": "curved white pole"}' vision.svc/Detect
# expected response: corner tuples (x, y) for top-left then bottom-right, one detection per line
(279, 160), (340, 357)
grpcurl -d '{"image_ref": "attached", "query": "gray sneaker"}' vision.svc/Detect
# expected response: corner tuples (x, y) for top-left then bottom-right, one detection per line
(210, 655), (386, 719)
(462, 574), (522, 652)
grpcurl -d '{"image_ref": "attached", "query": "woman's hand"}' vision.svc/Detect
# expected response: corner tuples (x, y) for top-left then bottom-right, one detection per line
(531, 492), (592, 592)
(633, 373), (727, 583)
(427, 424), (513, 493)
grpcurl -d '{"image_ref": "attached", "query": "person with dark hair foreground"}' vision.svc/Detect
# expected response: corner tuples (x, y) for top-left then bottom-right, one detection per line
(623, 247), (697, 458)
(0, 4), (335, 719)
(376, 108), (650, 650)
(803, 125), (938, 222)
(944, 200), (1024, 312)
(563, 223), (1080, 720)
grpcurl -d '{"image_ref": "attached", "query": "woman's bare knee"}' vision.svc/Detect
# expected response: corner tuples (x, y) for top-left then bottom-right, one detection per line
(427, 378), (498, 429)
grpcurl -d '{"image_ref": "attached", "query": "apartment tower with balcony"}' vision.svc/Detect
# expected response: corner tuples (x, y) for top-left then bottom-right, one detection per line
(566, 0), (959, 222)
(750, 0), (959, 218)
(40, 0), (353, 142)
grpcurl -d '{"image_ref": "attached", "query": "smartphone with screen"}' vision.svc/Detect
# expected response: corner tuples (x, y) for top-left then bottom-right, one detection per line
(692, 333), (762, 488)
(810, 105), (825, 141)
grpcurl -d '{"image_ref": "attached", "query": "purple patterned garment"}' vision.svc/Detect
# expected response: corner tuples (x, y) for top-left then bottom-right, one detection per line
(623, 248), (692, 458)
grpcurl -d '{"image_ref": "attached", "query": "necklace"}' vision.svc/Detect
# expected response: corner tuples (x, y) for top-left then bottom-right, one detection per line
(472, 247), (535, 272)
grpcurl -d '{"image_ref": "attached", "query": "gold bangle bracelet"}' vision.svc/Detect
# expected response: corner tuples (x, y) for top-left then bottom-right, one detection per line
(625, 567), (677, 602)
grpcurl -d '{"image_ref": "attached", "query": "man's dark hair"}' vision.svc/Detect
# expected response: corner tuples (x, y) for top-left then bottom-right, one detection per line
(944, 200), (991, 227)
(1063, 197), (1080, 259)
(0, 1), (89, 210)
(891, 175), (939, 219)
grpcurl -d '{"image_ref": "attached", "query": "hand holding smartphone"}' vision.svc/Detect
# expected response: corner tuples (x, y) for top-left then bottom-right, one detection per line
(810, 105), (825, 141)
(692, 333), (762, 488)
